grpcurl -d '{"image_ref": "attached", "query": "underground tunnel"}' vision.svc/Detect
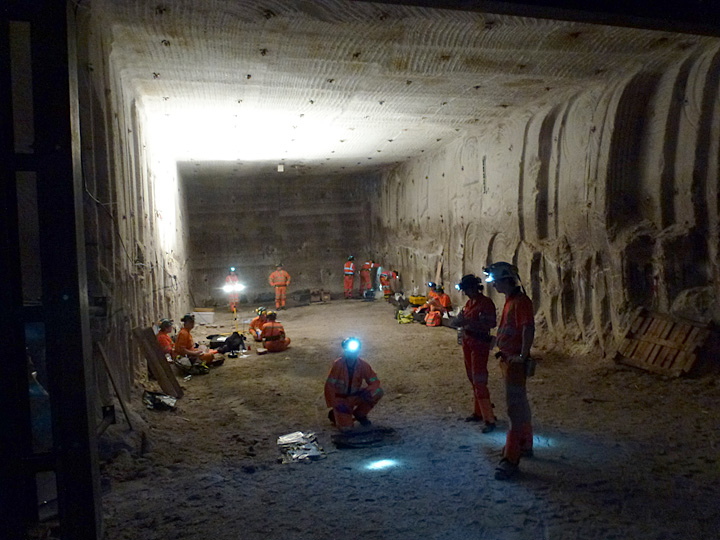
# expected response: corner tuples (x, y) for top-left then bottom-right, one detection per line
(3, 1), (720, 539)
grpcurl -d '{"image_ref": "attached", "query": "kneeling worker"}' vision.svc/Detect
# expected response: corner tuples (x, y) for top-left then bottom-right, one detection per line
(260, 311), (291, 352)
(174, 313), (220, 365)
(249, 307), (268, 342)
(324, 337), (383, 430)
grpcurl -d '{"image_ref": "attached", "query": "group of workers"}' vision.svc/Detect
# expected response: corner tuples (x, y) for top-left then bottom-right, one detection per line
(344, 256), (399, 299)
(453, 261), (536, 480)
(193, 258), (534, 481)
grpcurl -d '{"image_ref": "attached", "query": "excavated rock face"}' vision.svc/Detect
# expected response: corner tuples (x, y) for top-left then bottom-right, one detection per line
(77, 1), (719, 349)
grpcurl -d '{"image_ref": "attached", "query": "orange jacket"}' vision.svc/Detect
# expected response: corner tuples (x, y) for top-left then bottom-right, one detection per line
(173, 327), (195, 358)
(261, 321), (286, 341)
(344, 261), (355, 275)
(157, 332), (173, 355)
(497, 289), (534, 355)
(360, 261), (375, 273)
(249, 315), (267, 334)
(269, 269), (291, 287)
(430, 292), (452, 312)
(460, 294), (497, 343)
(324, 357), (383, 408)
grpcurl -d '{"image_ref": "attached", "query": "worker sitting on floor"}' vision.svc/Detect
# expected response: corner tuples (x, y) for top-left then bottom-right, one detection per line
(249, 306), (268, 342)
(156, 318), (174, 356)
(324, 337), (384, 431)
(414, 282), (444, 314)
(260, 311), (291, 352)
(174, 313), (221, 365)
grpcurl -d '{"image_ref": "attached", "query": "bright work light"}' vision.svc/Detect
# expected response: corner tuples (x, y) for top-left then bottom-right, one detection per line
(223, 283), (245, 293)
(365, 459), (398, 471)
(342, 337), (361, 353)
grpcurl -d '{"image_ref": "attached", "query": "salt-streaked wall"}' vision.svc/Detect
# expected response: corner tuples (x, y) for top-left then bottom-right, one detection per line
(372, 43), (720, 353)
(76, 8), (192, 403)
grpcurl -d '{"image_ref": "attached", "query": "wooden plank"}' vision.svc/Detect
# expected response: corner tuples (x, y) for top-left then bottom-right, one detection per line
(657, 319), (674, 340)
(96, 343), (133, 431)
(617, 338), (637, 358)
(653, 345), (672, 369)
(680, 352), (699, 374)
(646, 343), (663, 365)
(132, 327), (183, 398)
(636, 315), (654, 337)
(671, 324), (692, 347)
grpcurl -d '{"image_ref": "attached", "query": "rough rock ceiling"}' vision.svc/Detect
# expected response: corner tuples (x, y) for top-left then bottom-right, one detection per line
(96, 0), (716, 179)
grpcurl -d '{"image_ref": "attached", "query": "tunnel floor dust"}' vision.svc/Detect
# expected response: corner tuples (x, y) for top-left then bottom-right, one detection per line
(101, 300), (720, 540)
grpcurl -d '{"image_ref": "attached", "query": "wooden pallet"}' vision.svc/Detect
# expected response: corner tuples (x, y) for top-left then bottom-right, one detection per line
(613, 308), (712, 377)
(133, 327), (184, 398)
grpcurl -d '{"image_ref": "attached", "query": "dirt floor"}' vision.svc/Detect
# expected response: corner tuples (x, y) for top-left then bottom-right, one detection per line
(100, 299), (720, 540)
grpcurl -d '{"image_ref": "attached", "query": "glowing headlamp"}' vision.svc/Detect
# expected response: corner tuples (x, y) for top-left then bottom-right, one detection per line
(343, 338), (361, 353)
(484, 274), (494, 283)
(455, 283), (462, 291)
(230, 267), (236, 272)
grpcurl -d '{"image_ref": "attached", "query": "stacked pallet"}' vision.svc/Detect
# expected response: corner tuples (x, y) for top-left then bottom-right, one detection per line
(614, 308), (713, 377)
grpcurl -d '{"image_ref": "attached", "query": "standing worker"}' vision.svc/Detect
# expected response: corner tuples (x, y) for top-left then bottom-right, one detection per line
(484, 262), (535, 481)
(454, 274), (497, 433)
(344, 256), (356, 299)
(324, 337), (383, 431)
(269, 263), (291, 310)
(225, 267), (240, 312)
(260, 311), (291, 352)
(359, 259), (376, 295)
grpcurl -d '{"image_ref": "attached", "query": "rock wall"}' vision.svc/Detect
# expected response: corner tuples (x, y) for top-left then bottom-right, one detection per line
(182, 169), (375, 306)
(371, 43), (720, 353)
(75, 8), (192, 404)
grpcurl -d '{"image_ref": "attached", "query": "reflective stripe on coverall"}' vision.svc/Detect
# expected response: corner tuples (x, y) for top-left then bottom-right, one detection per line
(344, 261), (355, 298)
(324, 357), (383, 429)
(269, 269), (291, 308)
(461, 294), (497, 423)
(497, 289), (534, 463)
(225, 273), (239, 309)
(261, 321), (291, 352)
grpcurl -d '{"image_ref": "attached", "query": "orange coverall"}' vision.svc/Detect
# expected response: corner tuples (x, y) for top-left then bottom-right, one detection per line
(461, 294), (497, 423)
(269, 269), (291, 308)
(359, 260), (375, 292)
(174, 328), (215, 363)
(324, 357), (383, 429)
(157, 332), (173, 355)
(249, 315), (267, 341)
(497, 289), (535, 463)
(343, 261), (355, 298)
(260, 321), (291, 352)
(225, 273), (239, 310)
(379, 270), (398, 296)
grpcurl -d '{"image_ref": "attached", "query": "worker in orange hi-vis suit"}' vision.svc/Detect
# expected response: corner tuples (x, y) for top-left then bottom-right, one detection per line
(429, 284), (452, 313)
(156, 319), (174, 356)
(324, 337), (383, 431)
(173, 313), (219, 364)
(343, 256), (356, 299)
(260, 311), (291, 352)
(379, 269), (398, 297)
(359, 259), (376, 293)
(225, 267), (240, 311)
(483, 262), (535, 481)
(269, 263), (291, 310)
(248, 307), (268, 341)
(454, 274), (497, 433)
(415, 282), (441, 314)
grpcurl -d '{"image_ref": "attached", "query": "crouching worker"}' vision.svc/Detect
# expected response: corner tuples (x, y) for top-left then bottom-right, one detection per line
(324, 337), (383, 431)
(261, 311), (291, 352)
(249, 307), (268, 341)
(174, 313), (221, 365)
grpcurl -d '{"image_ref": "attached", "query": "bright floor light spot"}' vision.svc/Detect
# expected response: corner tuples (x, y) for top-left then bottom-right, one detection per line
(365, 459), (398, 471)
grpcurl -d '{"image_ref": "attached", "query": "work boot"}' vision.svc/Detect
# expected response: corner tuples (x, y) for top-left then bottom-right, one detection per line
(355, 415), (372, 427)
(494, 458), (519, 481)
(481, 422), (496, 434)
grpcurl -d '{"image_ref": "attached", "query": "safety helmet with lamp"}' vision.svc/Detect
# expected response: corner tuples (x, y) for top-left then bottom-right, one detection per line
(436, 285), (445, 293)
(341, 337), (361, 354)
(482, 262), (519, 283)
(266, 310), (277, 320)
(255, 306), (267, 315)
(181, 313), (195, 323)
(455, 274), (483, 291)
(348, 255), (354, 261)
(229, 267), (236, 272)
(159, 318), (173, 330)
